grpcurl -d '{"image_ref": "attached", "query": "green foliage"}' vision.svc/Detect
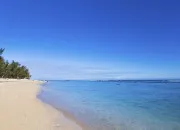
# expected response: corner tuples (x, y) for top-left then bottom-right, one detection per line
(0, 48), (4, 56)
(0, 48), (31, 79)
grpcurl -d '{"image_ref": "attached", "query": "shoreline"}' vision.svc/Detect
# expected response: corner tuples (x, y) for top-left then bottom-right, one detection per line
(0, 79), (82, 130)
(37, 81), (88, 130)
(37, 81), (87, 130)
(38, 97), (88, 130)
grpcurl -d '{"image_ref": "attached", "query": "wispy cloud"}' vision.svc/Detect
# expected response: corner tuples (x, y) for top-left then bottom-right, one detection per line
(19, 60), (141, 80)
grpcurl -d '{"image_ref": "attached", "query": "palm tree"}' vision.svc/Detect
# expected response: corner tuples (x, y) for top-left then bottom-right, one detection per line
(0, 49), (5, 77)
(0, 48), (31, 79)
(0, 48), (4, 56)
(1, 60), (9, 78)
(8, 61), (19, 78)
(20, 65), (31, 79)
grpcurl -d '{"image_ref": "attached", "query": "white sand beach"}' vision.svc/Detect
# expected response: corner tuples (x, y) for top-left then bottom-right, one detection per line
(0, 79), (82, 130)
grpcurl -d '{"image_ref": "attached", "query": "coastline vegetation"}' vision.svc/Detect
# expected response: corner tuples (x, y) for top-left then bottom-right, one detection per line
(0, 48), (31, 79)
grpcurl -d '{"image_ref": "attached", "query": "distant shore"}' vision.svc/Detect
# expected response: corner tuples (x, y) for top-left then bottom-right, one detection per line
(0, 79), (82, 130)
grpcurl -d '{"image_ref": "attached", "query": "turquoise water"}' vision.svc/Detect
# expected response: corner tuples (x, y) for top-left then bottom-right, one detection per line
(38, 80), (180, 130)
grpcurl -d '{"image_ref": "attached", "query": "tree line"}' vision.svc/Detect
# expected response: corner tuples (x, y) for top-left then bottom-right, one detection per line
(0, 48), (31, 79)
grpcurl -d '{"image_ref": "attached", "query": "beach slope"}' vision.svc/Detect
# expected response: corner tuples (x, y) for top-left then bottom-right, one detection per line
(0, 79), (82, 130)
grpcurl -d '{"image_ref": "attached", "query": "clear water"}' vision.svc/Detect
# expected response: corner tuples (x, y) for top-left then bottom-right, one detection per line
(38, 80), (180, 130)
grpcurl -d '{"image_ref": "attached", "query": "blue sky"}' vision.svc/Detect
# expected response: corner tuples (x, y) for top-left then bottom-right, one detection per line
(0, 0), (180, 80)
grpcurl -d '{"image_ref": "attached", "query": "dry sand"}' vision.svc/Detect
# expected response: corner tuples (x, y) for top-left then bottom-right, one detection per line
(0, 79), (82, 130)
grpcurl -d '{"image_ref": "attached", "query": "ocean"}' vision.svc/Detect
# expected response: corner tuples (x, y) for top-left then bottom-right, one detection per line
(38, 80), (180, 130)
